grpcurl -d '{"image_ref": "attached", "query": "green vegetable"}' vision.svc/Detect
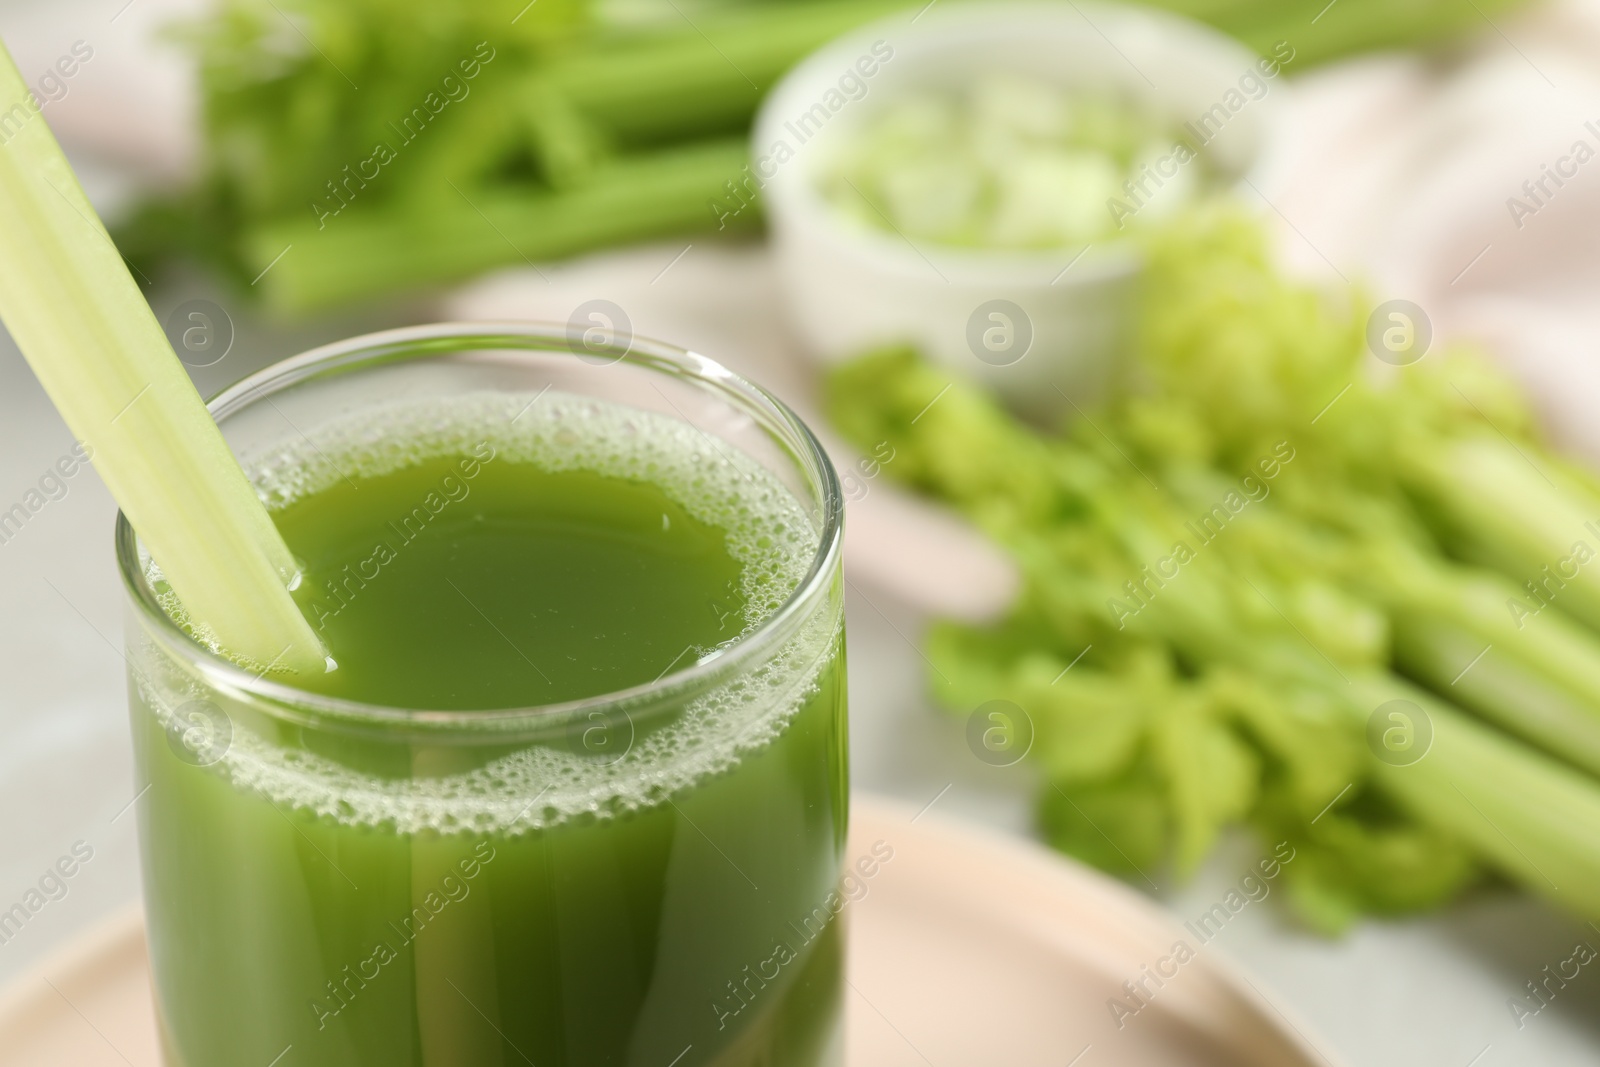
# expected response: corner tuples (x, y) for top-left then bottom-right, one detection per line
(240, 138), (756, 311)
(1165, 0), (1528, 66)
(0, 42), (325, 674)
(816, 77), (1200, 249)
(825, 207), (1600, 932)
(123, 0), (1531, 313)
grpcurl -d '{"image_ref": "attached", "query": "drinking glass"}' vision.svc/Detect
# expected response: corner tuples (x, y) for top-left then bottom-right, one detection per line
(118, 323), (848, 1067)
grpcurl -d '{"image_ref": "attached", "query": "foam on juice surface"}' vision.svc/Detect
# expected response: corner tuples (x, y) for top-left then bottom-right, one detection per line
(135, 391), (839, 835)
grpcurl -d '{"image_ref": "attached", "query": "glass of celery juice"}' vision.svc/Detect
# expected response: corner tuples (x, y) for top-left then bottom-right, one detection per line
(118, 324), (848, 1067)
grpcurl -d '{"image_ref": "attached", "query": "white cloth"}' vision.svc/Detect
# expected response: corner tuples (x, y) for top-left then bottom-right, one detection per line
(1261, 0), (1600, 461)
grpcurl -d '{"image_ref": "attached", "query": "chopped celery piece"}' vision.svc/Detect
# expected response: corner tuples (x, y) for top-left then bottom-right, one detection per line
(816, 76), (1210, 249)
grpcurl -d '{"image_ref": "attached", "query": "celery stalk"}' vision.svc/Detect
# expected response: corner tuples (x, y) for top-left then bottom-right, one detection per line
(539, 0), (912, 144)
(1159, 577), (1600, 920)
(1402, 435), (1600, 631)
(1363, 679), (1600, 920)
(245, 138), (754, 313)
(1389, 572), (1600, 776)
(1069, 499), (1600, 921)
(0, 42), (324, 674)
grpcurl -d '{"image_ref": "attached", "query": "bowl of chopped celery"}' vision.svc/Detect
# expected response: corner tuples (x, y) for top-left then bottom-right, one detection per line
(755, 1), (1285, 419)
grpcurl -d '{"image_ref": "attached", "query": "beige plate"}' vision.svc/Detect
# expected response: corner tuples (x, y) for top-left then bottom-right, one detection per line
(0, 796), (1337, 1067)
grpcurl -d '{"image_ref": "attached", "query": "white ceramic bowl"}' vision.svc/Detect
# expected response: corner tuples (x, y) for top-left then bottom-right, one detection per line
(755, 0), (1281, 420)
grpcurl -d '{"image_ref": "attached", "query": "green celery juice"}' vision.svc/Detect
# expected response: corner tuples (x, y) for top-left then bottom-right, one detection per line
(129, 392), (848, 1067)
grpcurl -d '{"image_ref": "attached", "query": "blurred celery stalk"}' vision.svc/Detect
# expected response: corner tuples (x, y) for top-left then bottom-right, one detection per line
(244, 139), (755, 311)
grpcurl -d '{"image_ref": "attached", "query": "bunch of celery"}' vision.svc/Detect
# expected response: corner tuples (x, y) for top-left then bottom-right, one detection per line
(122, 0), (908, 310)
(124, 0), (1527, 313)
(826, 208), (1600, 932)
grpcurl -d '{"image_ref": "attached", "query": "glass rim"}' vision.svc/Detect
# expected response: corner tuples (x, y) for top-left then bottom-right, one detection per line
(115, 321), (845, 731)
